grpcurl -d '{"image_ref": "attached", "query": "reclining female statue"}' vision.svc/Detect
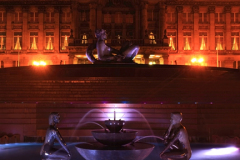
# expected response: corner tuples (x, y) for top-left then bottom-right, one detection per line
(86, 29), (140, 63)
(160, 112), (192, 160)
(40, 112), (71, 159)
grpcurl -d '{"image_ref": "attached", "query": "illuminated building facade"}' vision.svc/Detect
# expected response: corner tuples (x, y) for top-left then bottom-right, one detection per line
(1, 0), (240, 68)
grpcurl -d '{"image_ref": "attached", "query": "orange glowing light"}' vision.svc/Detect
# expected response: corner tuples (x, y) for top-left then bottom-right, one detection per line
(169, 35), (175, 50)
(232, 36), (238, 50)
(184, 36), (191, 50)
(191, 58), (197, 63)
(32, 61), (46, 66)
(200, 37), (207, 50)
(216, 35), (223, 50)
(31, 36), (38, 50)
(198, 58), (204, 63)
(191, 57), (205, 65)
(46, 37), (53, 50)
(62, 35), (68, 50)
(14, 36), (21, 50)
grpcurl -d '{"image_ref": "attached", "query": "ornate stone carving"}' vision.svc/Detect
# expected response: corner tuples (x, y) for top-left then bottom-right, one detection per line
(54, 6), (60, 13)
(38, 6), (45, 13)
(140, 1), (148, 10)
(225, 6), (231, 13)
(89, 3), (97, 9)
(192, 5), (199, 13)
(22, 6), (29, 12)
(176, 6), (183, 13)
(208, 6), (215, 13)
(6, 6), (14, 13)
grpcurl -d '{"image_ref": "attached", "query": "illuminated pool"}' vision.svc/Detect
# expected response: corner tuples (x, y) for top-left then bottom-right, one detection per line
(0, 143), (239, 160)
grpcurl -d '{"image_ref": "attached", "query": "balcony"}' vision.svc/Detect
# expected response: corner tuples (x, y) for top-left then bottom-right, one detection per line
(72, 39), (163, 46)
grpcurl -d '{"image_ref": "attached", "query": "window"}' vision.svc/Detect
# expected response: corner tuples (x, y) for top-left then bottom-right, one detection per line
(81, 11), (87, 21)
(148, 10), (156, 21)
(199, 32), (208, 50)
(30, 32), (38, 50)
(115, 12), (122, 24)
(199, 13), (208, 23)
(167, 13), (176, 23)
(231, 13), (240, 23)
(46, 12), (54, 23)
(62, 12), (71, 23)
(126, 13), (133, 23)
(183, 13), (193, 23)
(0, 32), (6, 50)
(61, 32), (70, 50)
(0, 11), (6, 23)
(14, 12), (23, 22)
(231, 32), (239, 50)
(14, 32), (22, 50)
(215, 32), (224, 50)
(167, 32), (176, 50)
(82, 33), (87, 44)
(45, 32), (54, 50)
(183, 32), (191, 50)
(149, 32), (156, 44)
(104, 13), (111, 23)
(29, 12), (38, 22)
(215, 13), (225, 23)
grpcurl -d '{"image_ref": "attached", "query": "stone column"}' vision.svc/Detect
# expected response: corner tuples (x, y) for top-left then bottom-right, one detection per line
(144, 53), (150, 64)
(96, 4), (102, 30)
(89, 3), (97, 36)
(68, 54), (75, 64)
(71, 1), (78, 38)
(225, 6), (231, 51)
(135, 5), (140, 39)
(163, 55), (169, 64)
(54, 7), (60, 52)
(38, 6), (44, 50)
(158, 2), (166, 40)
(22, 7), (28, 51)
(193, 6), (199, 51)
(6, 7), (13, 51)
(177, 6), (183, 51)
(209, 6), (215, 51)
(141, 2), (148, 39)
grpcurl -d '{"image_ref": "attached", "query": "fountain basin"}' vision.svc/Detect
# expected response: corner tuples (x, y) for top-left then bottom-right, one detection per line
(75, 142), (154, 160)
(92, 130), (137, 146)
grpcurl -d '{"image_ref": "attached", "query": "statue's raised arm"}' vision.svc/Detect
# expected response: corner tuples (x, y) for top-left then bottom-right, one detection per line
(86, 29), (139, 63)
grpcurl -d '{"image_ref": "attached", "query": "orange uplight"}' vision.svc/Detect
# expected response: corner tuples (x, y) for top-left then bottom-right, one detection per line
(198, 58), (204, 63)
(191, 57), (205, 65)
(32, 61), (46, 66)
(191, 58), (197, 63)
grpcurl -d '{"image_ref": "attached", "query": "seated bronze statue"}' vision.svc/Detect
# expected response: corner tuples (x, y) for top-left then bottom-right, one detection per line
(40, 112), (71, 159)
(86, 29), (140, 63)
(160, 112), (192, 160)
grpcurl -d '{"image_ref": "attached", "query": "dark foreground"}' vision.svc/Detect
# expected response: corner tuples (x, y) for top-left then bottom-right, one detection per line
(0, 142), (240, 160)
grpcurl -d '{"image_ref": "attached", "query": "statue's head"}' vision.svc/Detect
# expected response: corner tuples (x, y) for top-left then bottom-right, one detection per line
(95, 29), (107, 40)
(49, 112), (60, 126)
(170, 112), (182, 124)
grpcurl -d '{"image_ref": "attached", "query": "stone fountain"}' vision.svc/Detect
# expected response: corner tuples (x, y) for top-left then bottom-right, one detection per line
(75, 110), (154, 160)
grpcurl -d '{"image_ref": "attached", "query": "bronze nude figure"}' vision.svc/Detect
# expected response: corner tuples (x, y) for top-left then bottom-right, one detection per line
(160, 112), (192, 160)
(40, 112), (71, 159)
(86, 29), (140, 63)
